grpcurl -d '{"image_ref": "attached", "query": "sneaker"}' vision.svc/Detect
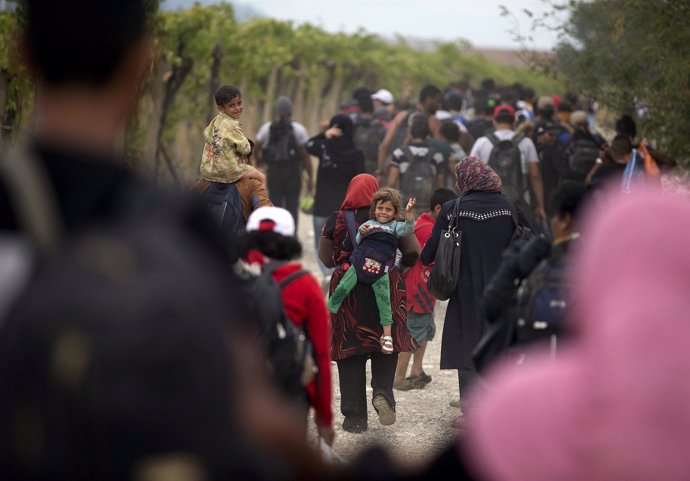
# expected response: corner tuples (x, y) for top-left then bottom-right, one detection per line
(342, 417), (368, 433)
(372, 394), (396, 426)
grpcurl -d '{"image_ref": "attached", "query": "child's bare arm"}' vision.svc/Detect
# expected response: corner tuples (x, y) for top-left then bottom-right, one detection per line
(406, 197), (416, 221)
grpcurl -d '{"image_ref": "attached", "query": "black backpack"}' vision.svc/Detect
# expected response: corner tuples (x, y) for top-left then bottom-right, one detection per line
(247, 261), (317, 397)
(488, 133), (525, 203)
(353, 117), (385, 175)
(399, 145), (436, 210)
(567, 137), (599, 180)
(261, 120), (299, 166)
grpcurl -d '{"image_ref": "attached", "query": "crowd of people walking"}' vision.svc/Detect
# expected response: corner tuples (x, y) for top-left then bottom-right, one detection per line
(0, 0), (688, 480)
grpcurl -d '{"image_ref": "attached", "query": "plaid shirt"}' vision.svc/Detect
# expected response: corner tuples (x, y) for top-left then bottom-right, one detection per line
(200, 112), (252, 183)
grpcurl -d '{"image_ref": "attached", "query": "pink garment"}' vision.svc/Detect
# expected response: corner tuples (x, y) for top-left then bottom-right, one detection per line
(464, 186), (690, 481)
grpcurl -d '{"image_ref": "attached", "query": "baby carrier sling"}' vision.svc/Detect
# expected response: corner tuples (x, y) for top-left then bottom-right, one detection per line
(344, 210), (398, 285)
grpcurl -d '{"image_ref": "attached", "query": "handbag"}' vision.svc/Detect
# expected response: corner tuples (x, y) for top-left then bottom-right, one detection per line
(427, 199), (462, 301)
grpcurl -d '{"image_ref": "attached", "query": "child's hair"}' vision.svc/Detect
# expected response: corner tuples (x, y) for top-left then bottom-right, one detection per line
(409, 113), (430, 139)
(237, 230), (302, 261)
(369, 188), (404, 221)
(215, 85), (241, 107)
(429, 187), (457, 211)
(439, 121), (461, 143)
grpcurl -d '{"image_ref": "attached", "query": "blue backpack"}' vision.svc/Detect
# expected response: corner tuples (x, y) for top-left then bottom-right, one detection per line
(514, 247), (569, 347)
(344, 211), (398, 285)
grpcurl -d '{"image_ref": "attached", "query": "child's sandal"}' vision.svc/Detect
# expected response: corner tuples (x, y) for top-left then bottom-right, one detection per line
(380, 335), (394, 354)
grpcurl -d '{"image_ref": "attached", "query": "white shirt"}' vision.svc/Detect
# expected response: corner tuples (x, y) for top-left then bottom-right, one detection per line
(470, 129), (539, 173)
(256, 120), (309, 145)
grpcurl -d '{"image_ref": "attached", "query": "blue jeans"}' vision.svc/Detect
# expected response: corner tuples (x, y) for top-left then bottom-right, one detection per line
(313, 215), (333, 277)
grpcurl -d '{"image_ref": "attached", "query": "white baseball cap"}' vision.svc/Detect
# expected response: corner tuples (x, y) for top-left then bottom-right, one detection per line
(246, 206), (295, 237)
(371, 89), (394, 105)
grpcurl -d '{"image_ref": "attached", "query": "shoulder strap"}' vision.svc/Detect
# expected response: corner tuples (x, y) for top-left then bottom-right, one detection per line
(511, 133), (524, 147)
(487, 133), (499, 146)
(279, 269), (309, 289)
(448, 198), (462, 230)
(505, 196), (520, 229)
(400, 145), (415, 164)
(0, 145), (63, 257)
(344, 210), (359, 246)
(262, 259), (288, 275)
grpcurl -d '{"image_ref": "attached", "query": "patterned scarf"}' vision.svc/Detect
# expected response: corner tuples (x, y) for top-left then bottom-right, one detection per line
(455, 155), (502, 196)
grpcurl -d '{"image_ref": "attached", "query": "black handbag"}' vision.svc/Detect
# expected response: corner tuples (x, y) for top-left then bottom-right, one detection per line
(427, 199), (462, 301)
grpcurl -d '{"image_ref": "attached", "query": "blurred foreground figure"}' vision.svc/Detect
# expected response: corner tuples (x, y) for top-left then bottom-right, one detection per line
(0, 1), (313, 480)
(462, 186), (690, 481)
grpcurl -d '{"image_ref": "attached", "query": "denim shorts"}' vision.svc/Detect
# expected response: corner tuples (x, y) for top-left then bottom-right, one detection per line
(406, 312), (436, 344)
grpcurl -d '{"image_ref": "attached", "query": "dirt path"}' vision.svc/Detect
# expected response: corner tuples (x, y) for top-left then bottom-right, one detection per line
(297, 212), (459, 468)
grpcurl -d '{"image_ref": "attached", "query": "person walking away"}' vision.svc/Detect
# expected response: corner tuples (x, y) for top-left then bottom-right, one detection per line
(255, 96), (314, 230)
(534, 122), (569, 217)
(439, 121), (467, 185)
(394, 188), (458, 391)
(353, 95), (387, 176)
(238, 206), (335, 447)
(421, 157), (530, 427)
(327, 189), (416, 354)
(377, 84), (443, 182)
(387, 114), (448, 217)
(0, 1), (309, 478)
(318, 174), (419, 433)
(371, 88), (395, 126)
(470, 104), (546, 226)
(307, 114), (365, 280)
(480, 182), (588, 372)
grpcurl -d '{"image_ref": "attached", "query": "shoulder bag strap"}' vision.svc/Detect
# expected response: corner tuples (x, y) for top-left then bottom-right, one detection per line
(344, 210), (359, 246)
(0, 145), (63, 257)
(278, 269), (309, 289)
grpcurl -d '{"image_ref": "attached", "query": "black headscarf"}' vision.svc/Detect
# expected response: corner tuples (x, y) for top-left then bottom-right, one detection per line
(325, 114), (363, 164)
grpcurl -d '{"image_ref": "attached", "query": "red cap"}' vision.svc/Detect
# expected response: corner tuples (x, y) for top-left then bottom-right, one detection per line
(493, 104), (516, 120)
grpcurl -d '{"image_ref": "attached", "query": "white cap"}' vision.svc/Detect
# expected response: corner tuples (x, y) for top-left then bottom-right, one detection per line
(246, 206), (295, 237)
(371, 89), (394, 105)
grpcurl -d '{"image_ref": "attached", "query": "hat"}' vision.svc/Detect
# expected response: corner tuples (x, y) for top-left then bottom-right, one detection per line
(246, 206), (295, 237)
(371, 89), (394, 105)
(493, 104), (515, 120)
(570, 110), (589, 127)
(275, 96), (293, 117)
(535, 122), (558, 137)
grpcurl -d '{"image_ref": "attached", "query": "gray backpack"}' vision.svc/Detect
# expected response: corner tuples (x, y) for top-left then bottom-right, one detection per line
(399, 145), (436, 209)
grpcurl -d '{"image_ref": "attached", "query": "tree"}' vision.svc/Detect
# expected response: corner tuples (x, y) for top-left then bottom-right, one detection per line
(507, 0), (690, 165)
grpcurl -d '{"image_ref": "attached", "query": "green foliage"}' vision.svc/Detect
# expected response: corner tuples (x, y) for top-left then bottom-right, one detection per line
(0, 2), (565, 177)
(509, 0), (690, 164)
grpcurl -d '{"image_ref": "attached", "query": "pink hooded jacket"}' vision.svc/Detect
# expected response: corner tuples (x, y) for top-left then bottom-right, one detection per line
(464, 186), (690, 481)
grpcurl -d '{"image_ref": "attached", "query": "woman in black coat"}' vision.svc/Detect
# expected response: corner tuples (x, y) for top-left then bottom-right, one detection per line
(421, 156), (528, 420)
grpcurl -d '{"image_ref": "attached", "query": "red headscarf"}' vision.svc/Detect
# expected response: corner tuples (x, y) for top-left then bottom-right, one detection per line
(455, 155), (502, 196)
(340, 174), (379, 210)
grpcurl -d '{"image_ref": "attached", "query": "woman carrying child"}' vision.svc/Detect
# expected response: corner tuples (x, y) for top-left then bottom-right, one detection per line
(327, 188), (416, 354)
(319, 174), (418, 433)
